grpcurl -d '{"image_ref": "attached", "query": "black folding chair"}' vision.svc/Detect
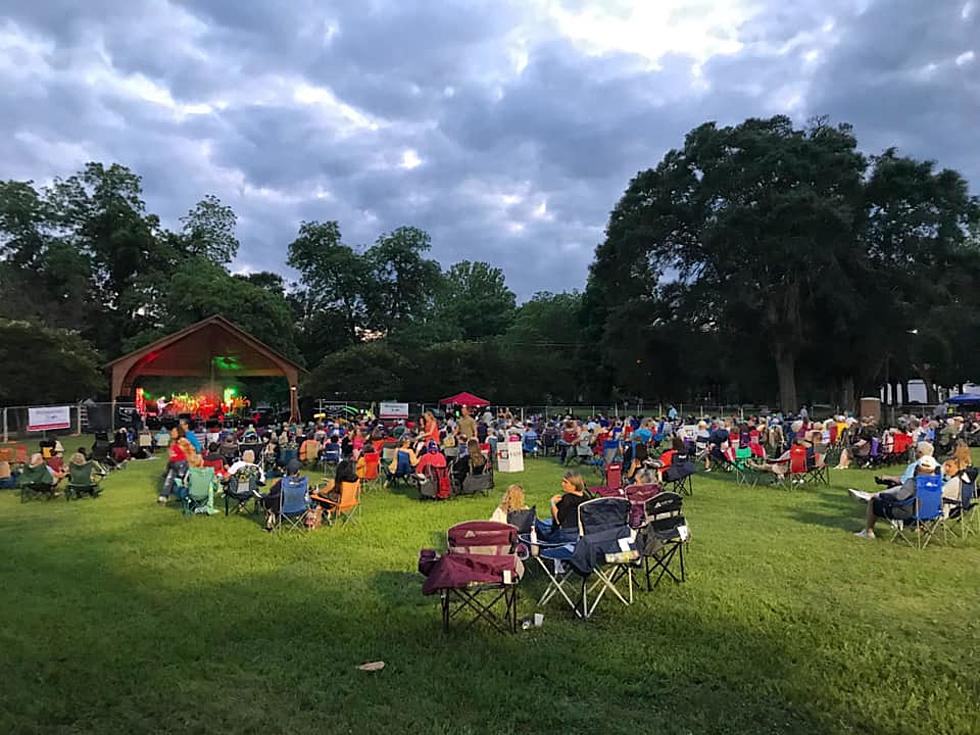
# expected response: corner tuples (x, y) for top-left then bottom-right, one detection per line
(575, 497), (638, 618)
(638, 492), (689, 589)
(223, 472), (261, 515)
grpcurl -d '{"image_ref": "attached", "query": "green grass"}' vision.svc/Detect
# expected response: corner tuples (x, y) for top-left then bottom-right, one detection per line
(1, 439), (978, 734)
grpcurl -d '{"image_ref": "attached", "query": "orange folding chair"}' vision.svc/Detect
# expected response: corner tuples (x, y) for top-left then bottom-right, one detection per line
(323, 481), (362, 527)
(358, 452), (380, 490)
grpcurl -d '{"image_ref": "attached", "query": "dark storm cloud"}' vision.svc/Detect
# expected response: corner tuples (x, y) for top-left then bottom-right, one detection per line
(1, 0), (976, 296)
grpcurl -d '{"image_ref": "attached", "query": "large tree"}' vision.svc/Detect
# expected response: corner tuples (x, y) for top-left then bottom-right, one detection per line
(179, 194), (239, 265)
(287, 220), (370, 352)
(0, 320), (104, 404)
(590, 116), (867, 411)
(433, 261), (517, 341)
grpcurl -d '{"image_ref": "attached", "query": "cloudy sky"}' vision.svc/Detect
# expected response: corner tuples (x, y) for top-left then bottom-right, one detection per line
(1, 0), (977, 296)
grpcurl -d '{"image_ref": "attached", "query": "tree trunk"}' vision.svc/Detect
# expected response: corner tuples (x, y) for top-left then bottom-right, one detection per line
(926, 383), (938, 405)
(897, 380), (907, 408)
(842, 375), (856, 414)
(775, 346), (797, 414)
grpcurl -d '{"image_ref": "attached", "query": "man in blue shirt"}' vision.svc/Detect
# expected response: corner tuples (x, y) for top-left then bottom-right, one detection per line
(180, 419), (202, 453)
(875, 441), (934, 488)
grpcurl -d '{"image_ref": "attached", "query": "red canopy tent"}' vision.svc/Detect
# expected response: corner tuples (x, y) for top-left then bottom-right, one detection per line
(439, 392), (490, 407)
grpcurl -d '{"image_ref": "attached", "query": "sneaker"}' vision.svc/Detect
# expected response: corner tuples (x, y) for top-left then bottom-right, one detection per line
(157, 495), (168, 503)
(854, 529), (876, 539)
(848, 488), (872, 503)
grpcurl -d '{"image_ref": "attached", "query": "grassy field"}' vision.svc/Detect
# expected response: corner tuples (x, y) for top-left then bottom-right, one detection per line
(1, 438), (978, 734)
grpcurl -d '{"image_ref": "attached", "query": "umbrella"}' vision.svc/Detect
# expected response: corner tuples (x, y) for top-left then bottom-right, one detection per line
(947, 393), (980, 404)
(438, 392), (490, 408)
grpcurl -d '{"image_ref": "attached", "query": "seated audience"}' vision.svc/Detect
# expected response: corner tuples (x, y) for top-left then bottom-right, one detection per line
(0, 459), (18, 489)
(875, 441), (934, 488)
(491, 484), (528, 524)
(19, 453), (61, 491)
(549, 470), (589, 531)
(853, 455), (940, 539)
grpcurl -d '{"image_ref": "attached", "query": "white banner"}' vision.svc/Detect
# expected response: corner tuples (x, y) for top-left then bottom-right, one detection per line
(28, 406), (71, 431)
(379, 401), (409, 419)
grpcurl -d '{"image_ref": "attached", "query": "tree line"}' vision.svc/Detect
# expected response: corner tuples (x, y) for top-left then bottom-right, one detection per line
(1, 115), (977, 410)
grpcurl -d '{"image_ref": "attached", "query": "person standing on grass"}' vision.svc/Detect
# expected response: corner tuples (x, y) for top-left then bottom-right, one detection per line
(457, 406), (477, 442)
(853, 455), (939, 539)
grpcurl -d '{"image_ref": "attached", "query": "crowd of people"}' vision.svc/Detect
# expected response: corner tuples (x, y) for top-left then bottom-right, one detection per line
(6, 401), (976, 542)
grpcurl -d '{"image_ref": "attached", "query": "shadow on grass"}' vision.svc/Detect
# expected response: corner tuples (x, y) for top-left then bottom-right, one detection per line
(3, 467), (977, 735)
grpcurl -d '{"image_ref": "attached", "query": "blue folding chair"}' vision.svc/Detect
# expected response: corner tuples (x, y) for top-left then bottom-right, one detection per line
(320, 444), (341, 472)
(273, 475), (310, 531)
(522, 430), (540, 458)
(890, 475), (943, 549)
(384, 449), (414, 487)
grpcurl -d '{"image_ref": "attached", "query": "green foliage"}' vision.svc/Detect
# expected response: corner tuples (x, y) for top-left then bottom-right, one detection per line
(587, 116), (980, 409)
(302, 342), (411, 399)
(125, 257), (302, 363)
(179, 194), (239, 265)
(365, 225), (443, 334)
(433, 261), (517, 341)
(0, 320), (104, 403)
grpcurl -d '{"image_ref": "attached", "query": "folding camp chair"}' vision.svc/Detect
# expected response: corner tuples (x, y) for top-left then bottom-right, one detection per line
(638, 492), (689, 589)
(661, 454), (695, 496)
(65, 462), (100, 501)
(421, 521), (522, 634)
(272, 475), (311, 531)
(223, 469), (261, 515)
(804, 451), (831, 485)
(522, 430), (540, 458)
(518, 523), (582, 619)
(601, 439), (621, 466)
(575, 497), (638, 618)
(319, 443), (341, 472)
(942, 469), (978, 540)
(890, 475), (944, 549)
(19, 463), (58, 502)
(178, 466), (219, 516)
(415, 463), (451, 500)
(604, 462), (623, 491)
(358, 451), (381, 490)
(570, 442), (594, 468)
(776, 445), (809, 487)
(733, 446), (757, 486)
(381, 441), (397, 467)
(384, 449), (415, 487)
(20, 482), (57, 502)
(456, 465), (493, 496)
(322, 480), (362, 527)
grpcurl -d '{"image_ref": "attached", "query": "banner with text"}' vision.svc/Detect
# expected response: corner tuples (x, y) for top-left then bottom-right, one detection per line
(27, 406), (71, 431)
(379, 402), (409, 419)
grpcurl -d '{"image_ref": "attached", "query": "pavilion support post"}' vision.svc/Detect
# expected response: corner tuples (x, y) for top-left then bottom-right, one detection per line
(289, 385), (299, 423)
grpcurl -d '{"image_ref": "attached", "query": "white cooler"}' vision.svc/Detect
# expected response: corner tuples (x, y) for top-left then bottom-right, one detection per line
(496, 436), (524, 473)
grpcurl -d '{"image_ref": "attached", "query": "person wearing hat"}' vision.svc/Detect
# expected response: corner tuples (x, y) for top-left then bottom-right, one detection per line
(414, 441), (446, 477)
(853, 454), (940, 539)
